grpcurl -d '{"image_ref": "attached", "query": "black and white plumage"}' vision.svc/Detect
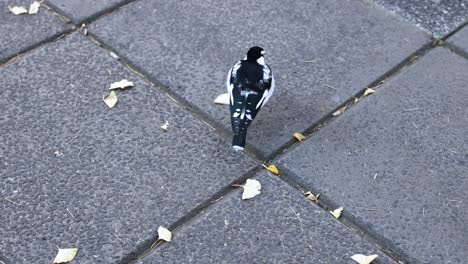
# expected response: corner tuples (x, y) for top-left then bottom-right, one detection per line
(226, 46), (274, 151)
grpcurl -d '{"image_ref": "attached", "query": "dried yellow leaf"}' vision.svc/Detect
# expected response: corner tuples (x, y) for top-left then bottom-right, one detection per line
(332, 106), (346, 117)
(213, 93), (230, 105)
(305, 191), (319, 203)
(330, 206), (343, 219)
(109, 79), (134, 90)
(53, 248), (78, 263)
(161, 120), (169, 131)
(103, 91), (118, 108)
(364, 88), (376, 96)
(29, 1), (40, 14)
(157, 226), (172, 242)
(263, 164), (279, 175)
(242, 179), (262, 200)
(293, 132), (306, 141)
(9, 6), (28, 15)
(351, 254), (378, 264)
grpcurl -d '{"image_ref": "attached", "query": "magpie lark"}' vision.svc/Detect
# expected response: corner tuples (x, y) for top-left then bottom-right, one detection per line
(226, 46), (274, 151)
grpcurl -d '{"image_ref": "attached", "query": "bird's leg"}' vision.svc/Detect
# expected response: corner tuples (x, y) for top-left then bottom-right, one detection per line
(232, 127), (247, 150)
(230, 95), (246, 150)
(231, 93), (262, 150)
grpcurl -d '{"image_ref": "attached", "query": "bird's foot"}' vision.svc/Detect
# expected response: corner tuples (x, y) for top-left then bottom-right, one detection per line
(232, 145), (244, 152)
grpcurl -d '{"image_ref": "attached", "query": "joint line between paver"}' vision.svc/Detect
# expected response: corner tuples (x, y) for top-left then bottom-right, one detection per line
(42, 1), (250, 164)
(444, 42), (468, 61)
(275, 166), (414, 264)
(0, 27), (76, 67)
(264, 40), (436, 163)
(244, 41), (440, 263)
(43, 0), (143, 25)
(118, 165), (262, 264)
(440, 20), (468, 40)
(83, 31), (267, 162)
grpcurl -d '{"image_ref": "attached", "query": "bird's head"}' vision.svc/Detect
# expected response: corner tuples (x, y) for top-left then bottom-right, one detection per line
(246, 46), (265, 61)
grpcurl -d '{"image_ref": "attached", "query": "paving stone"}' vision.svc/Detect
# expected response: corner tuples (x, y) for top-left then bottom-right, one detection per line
(143, 171), (398, 264)
(278, 47), (468, 263)
(90, 0), (429, 158)
(448, 25), (468, 53)
(45, 0), (129, 24)
(0, 33), (256, 264)
(369, 0), (468, 38)
(0, 0), (70, 63)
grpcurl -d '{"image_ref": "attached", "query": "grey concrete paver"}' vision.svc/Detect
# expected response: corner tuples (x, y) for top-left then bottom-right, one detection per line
(0, 33), (256, 264)
(90, 0), (430, 158)
(144, 172), (398, 264)
(370, 0), (468, 38)
(278, 47), (468, 263)
(448, 25), (468, 53)
(0, 0), (71, 63)
(45, 0), (129, 24)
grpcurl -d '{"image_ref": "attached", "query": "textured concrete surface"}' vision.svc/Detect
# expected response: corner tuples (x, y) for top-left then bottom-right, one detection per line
(90, 0), (430, 158)
(45, 0), (129, 24)
(144, 172), (398, 264)
(0, 33), (256, 264)
(278, 47), (468, 264)
(0, 0), (70, 63)
(449, 25), (468, 53)
(369, 0), (468, 38)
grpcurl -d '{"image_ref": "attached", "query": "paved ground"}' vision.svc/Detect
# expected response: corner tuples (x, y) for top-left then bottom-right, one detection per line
(278, 47), (468, 264)
(144, 172), (398, 264)
(449, 25), (468, 54)
(369, 0), (468, 38)
(0, 0), (71, 63)
(0, 1), (466, 264)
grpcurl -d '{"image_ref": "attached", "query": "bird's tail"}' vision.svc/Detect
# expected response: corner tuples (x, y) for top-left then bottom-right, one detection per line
(232, 130), (247, 151)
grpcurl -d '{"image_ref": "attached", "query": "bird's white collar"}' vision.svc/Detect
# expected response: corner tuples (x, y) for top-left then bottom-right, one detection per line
(257, 57), (265, 65)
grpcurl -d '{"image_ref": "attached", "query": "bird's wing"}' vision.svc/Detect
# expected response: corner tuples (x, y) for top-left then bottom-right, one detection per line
(226, 61), (242, 105)
(255, 65), (274, 109)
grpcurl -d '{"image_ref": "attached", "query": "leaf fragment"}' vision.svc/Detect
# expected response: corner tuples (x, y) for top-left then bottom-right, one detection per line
(263, 164), (279, 175)
(363, 88), (376, 96)
(351, 254), (379, 264)
(160, 120), (169, 131)
(80, 23), (88, 35)
(29, 1), (40, 14)
(53, 248), (78, 263)
(9, 6), (28, 15)
(213, 93), (230, 105)
(241, 179), (262, 200)
(409, 55), (419, 63)
(305, 191), (319, 203)
(293, 132), (306, 141)
(332, 106), (346, 117)
(103, 91), (118, 108)
(109, 79), (134, 90)
(109, 51), (120, 60)
(434, 39), (445, 46)
(157, 226), (172, 242)
(330, 206), (343, 219)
